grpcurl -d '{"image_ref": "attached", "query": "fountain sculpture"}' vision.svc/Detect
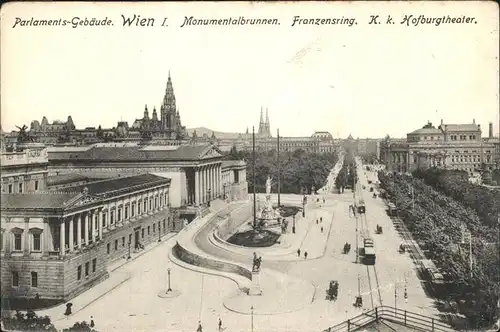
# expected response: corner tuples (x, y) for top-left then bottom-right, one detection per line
(256, 176), (281, 228)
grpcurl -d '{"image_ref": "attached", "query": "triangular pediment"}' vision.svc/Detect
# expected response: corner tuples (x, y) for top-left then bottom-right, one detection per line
(64, 192), (100, 209)
(200, 146), (223, 159)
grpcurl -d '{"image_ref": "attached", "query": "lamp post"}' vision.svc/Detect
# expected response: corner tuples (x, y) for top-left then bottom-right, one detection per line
(250, 306), (254, 332)
(127, 241), (131, 260)
(302, 195), (306, 218)
(292, 214), (296, 234)
(167, 268), (172, 292)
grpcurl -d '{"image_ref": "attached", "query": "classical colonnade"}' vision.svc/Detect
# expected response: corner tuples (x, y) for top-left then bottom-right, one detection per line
(55, 186), (169, 256)
(193, 163), (222, 206)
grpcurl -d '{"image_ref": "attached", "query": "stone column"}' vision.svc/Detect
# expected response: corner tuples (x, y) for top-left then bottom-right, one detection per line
(84, 213), (89, 246)
(60, 219), (66, 256)
(23, 217), (30, 256)
(77, 214), (82, 248)
(208, 165), (212, 200)
(195, 169), (200, 205)
(212, 165), (215, 199)
(218, 165), (222, 198)
(69, 216), (74, 252)
(42, 218), (49, 256)
(201, 167), (205, 204)
(98, 209), (103, 240)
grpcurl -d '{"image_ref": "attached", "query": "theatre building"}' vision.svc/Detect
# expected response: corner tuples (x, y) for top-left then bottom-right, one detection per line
(1, 174), (172, 302)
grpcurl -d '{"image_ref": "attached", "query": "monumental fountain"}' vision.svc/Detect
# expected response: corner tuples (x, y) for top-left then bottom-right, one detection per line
(227, 176), (283, 247)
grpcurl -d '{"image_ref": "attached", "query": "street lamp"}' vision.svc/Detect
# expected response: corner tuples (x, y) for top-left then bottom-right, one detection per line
(250, 306), (254, 332)
(302, 195), (307, 218)
(127, 241), (131, 260)
(167, 268), (172, 292)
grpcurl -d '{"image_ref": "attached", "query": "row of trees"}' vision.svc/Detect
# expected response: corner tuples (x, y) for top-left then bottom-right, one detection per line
(378, 172), (499, 328)
(226, 147), (339, 194)
(413, 168), (500, 228)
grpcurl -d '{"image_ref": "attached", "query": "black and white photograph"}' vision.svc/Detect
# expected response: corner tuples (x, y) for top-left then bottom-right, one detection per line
(0, 1), (499, 332)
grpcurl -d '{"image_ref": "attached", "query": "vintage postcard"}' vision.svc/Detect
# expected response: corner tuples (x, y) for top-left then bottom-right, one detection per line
(0, 1), (499, 332)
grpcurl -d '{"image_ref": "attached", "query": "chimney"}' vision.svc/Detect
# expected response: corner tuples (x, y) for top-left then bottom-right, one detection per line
(488, 122), (493, 138)
(441, 119), (443, 126)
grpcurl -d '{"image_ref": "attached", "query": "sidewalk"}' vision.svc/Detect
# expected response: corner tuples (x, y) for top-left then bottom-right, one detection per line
(36, 232), (177, 323)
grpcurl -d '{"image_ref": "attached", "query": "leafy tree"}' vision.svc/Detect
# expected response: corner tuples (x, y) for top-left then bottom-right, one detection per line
(377, 170), (499, 329)
(227, 149), (339, 194)
(2, 310), (57, 332)
(63, 321), (99, 332)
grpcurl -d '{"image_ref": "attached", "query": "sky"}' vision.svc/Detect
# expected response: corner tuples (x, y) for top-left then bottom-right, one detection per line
(1, 1), (499, 138)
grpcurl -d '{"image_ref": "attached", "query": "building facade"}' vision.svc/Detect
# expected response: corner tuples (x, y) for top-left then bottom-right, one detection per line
(130, 73), (188, 140)
(221, 160), (248, 201)
(1, 144), (49, 194)
(382, 120), (498, 175)
(1, 174), (173, 302)
(47, 143), (248, 209)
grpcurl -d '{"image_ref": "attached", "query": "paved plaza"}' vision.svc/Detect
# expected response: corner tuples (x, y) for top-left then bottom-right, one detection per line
(42, 157), (443, 332)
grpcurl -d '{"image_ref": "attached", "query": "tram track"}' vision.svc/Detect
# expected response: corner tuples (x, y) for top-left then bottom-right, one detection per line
(354, 163), (383, 309)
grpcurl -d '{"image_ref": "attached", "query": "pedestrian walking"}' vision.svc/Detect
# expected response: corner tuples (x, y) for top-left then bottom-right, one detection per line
(218, 318), (222, 331)
(304, 251), (308, 259)
(320, 217), (323, 223)
(297, 248), (301, 257)
(321, 226), (324, 233)
(90, 316), (95, 328)
(316, 219), (318, 224)
(197, 321), (203, 332)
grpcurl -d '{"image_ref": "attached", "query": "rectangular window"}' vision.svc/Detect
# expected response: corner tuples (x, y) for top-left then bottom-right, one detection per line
(85, 262), (89, 276)
(155, 198), (158, 209)
(8, 184), (13, 193)
(153, 224), (156, 233)
(118, 209), (122, 221)
(102, 213), (106, 227)
(131, 205), (135, 217)
(138, 203), (141, 214)
(141, 228), (145, 239)
(77, 265), (82, 280)
(18, 183), (23, 193)
(110, 211), (114, 224)
(144, 201), (147, 211)
(149, 200), (152, 210)
(125, 207), (128, 219)
(147, 226), (150, 235)
(12, 272), (19, 287)
(14, 233), (22, 251)
(122, 237), (125, 247)
(31, 272), (38, 287)
(33, 233), (41, 251)
(107, 243), (110, 254)
(114, 240), (118, 250)
(34, 180), (39, 191)
(92, 258), (97, 273)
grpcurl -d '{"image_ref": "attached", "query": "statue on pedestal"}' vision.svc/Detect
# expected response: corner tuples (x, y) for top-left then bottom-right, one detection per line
(252, 252), (262, 272)
(266, 176), (272, 195)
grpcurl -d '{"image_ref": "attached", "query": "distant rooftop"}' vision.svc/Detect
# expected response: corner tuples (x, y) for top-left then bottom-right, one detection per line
(48, 144), (220, 162)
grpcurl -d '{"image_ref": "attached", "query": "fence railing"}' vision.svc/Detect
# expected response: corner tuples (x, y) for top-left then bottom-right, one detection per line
(323, 306), (455, 332)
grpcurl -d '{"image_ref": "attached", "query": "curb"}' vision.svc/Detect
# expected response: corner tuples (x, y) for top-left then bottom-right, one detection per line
(167, 247), (248, 290)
